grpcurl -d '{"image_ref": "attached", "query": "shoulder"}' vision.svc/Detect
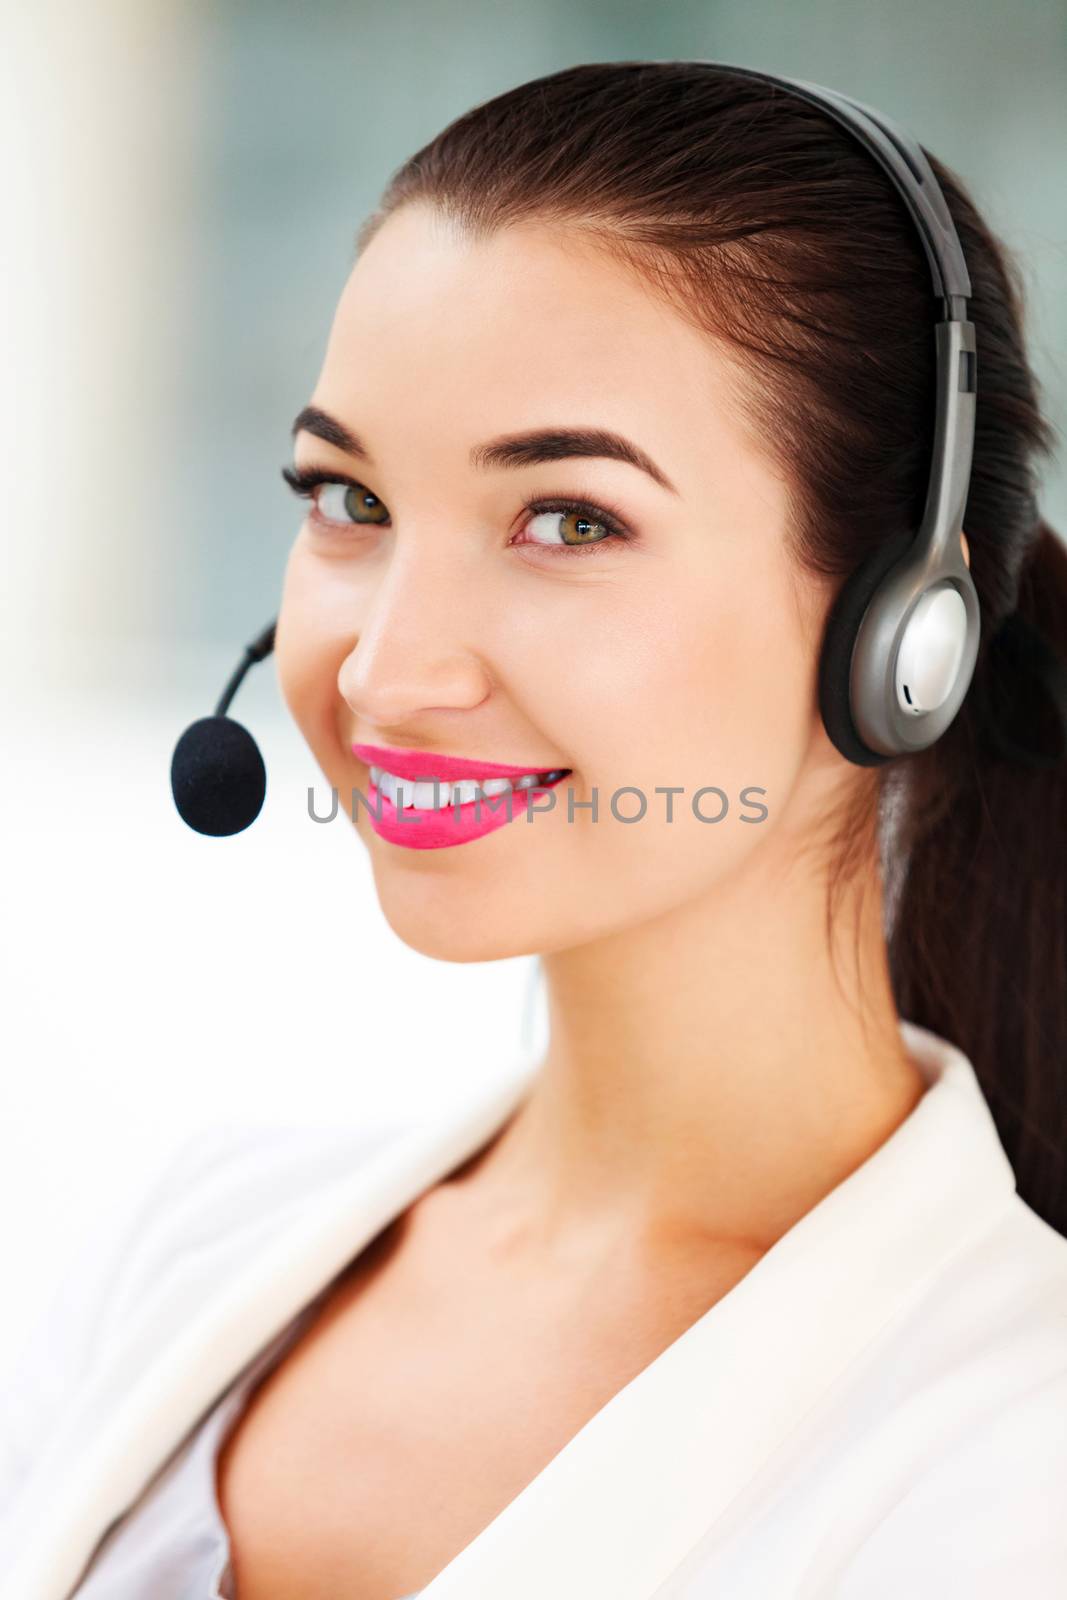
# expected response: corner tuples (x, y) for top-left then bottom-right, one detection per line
(833, 1195), (1067, 1595)
(0, 1112), (413, 1523)
(96, 1112), (415, 1337)
(940, 1192), (1067, 1374)
(880, 1190), (1067, 1391)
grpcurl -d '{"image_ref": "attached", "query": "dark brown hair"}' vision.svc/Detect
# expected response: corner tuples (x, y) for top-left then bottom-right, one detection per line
(358, 61), (1067, 1235)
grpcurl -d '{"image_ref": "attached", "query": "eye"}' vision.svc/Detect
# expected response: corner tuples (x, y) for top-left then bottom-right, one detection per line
(281, 466), (633, 557)
(281, 465), (389, 526)
(516, 498), (632, 557)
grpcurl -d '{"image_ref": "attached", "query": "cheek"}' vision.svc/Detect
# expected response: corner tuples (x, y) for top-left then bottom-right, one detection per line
(540, 577), (814, 809)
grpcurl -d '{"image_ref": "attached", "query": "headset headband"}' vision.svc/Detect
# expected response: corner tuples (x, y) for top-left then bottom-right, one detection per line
(706, 64), (971, 303)
(695, 62), (978, 588)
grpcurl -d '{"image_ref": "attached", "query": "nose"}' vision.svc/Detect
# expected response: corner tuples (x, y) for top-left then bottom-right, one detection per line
(336, 542), (490, 726)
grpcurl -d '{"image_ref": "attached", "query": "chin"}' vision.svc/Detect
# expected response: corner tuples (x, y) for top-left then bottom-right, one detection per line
(368, 870), (535, 963)
(384, 912), (539, 966)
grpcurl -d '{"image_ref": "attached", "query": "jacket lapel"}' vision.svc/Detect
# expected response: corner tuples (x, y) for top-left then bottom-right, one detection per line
(413, 1022), (1016, 1599)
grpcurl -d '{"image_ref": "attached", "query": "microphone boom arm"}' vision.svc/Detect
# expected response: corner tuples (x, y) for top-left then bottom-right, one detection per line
(214, 618), (277, 719)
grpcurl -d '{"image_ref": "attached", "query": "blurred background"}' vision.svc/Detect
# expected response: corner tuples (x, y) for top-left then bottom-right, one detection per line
(1, 0), (1064, 1366)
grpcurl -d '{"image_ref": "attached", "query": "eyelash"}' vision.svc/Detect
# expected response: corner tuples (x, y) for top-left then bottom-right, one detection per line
(280, 465), (633, 558)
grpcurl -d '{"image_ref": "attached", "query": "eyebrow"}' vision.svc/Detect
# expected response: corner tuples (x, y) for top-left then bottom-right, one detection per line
(290, 405), (679, 495)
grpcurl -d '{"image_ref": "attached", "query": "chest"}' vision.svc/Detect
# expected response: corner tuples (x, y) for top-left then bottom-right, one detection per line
(214, 1216), (760, 1600)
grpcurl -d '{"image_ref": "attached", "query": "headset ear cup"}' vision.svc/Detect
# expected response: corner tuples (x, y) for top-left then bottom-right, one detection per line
(817, 530), (916, 766)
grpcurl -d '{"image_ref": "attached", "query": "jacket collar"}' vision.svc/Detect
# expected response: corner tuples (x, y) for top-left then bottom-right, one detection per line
(6, 1020), (1017, 1600)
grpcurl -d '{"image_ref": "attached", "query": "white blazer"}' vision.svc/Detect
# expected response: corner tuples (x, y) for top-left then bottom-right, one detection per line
(3, 1019), (1066, 1600)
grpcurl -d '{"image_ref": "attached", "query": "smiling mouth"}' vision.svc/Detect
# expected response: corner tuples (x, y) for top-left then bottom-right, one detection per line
(368, 765), (571, 810)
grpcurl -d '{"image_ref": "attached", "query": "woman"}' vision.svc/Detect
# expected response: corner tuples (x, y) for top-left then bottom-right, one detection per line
(4, 59), (1067, 1600)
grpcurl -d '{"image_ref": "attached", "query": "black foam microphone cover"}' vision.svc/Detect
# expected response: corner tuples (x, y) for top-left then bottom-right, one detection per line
(171, 714), (267, 837)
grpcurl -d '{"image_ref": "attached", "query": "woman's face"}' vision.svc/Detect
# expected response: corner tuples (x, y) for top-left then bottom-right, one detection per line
(276, 202), (841, 962)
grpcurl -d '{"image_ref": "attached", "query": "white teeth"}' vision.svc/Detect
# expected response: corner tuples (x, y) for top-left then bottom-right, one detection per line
(369, 765), (567, 809)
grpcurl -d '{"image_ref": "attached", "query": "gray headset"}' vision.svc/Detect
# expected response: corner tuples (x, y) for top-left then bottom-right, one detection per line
(697, 61), (980, 766)
(172, 63), (983, 835)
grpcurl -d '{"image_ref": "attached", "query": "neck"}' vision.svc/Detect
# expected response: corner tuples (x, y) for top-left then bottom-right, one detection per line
(453, 820), (926, 1264)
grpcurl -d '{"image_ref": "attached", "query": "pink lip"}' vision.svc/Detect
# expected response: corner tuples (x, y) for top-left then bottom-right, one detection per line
(351, 743), (569, 782)
(360, 769), (569, 850)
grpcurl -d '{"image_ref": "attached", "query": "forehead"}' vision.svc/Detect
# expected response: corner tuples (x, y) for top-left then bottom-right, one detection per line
(314, 203), (754, 480)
